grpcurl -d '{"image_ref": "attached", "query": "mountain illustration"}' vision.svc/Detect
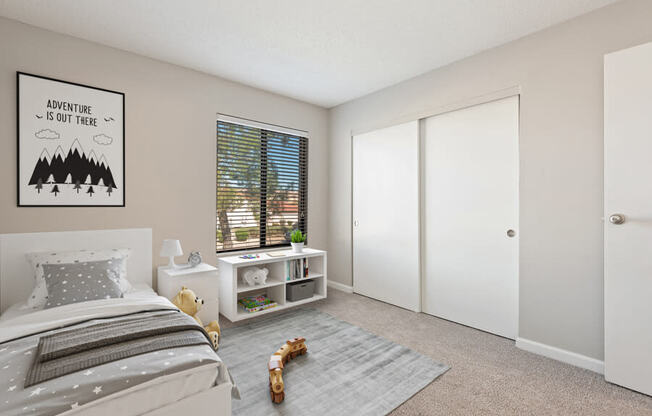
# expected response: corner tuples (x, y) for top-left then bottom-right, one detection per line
(28, 139), (117, 189)
(29, 149), (52, 185)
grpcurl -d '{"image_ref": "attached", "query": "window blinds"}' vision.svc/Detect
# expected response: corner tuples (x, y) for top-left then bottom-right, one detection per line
(217, 120), (308, 252)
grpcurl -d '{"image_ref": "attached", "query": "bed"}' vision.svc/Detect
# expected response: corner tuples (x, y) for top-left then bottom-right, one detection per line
(0, 229), (234, 416)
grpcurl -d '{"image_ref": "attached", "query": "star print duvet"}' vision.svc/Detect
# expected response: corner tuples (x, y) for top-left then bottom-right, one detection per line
(0, 289), (234, 416)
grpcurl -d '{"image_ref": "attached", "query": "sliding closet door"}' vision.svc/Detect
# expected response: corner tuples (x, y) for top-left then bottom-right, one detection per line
(423, 96), (519, 339)
(352, 121), (420, 311)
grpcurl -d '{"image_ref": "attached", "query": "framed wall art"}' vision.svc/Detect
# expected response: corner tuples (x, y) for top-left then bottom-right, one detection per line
(17, 72), (125, 207)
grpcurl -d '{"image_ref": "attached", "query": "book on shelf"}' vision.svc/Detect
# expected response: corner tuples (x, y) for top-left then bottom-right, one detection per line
(238, 294), (278, 313)
(286, 258), (310, 281)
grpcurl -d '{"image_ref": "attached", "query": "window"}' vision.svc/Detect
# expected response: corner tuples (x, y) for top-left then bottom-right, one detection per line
(217, 117), (308, 253)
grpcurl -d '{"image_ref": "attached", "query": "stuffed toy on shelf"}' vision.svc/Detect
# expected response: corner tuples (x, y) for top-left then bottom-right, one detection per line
(242, 266), (269, 286)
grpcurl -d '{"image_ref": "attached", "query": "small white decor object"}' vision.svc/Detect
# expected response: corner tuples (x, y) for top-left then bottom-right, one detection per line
(160, 239), (183, 269)
(242, 267), (269, 286)
(188, 251), (202, 267)
(291, 242), (304, 253)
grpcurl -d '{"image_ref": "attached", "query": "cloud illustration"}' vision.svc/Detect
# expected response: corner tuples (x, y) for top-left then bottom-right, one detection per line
(35, 129), (60, 140)
(93, 133), (114, 145)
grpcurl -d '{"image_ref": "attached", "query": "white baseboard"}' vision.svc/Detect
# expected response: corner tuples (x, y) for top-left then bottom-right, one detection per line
(327, 280), (354, 294)
(516, 337), (604, 374)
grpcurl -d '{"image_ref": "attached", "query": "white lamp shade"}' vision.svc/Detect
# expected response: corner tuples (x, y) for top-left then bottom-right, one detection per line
(160, 239), (183, 257)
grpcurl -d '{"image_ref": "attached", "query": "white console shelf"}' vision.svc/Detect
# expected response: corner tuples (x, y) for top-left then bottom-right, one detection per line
(217, 248), (327, 322)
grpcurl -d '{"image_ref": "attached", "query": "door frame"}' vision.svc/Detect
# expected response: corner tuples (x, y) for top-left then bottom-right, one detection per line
(349, 90), (521, 338)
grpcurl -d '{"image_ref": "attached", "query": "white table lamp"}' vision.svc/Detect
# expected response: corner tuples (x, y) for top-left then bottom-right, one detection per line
(160, 239), (183, 269)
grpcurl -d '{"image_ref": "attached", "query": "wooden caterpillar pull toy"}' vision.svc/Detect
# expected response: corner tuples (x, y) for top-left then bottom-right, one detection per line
(268, 336), (307, 403)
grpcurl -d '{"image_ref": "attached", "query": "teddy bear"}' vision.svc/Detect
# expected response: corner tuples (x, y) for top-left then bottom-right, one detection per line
(243, 267), (269, 286)
(171, 286), (221, 350)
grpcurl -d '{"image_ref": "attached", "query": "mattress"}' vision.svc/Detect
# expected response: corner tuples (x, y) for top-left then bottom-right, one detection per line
(0, 285), (232, 416)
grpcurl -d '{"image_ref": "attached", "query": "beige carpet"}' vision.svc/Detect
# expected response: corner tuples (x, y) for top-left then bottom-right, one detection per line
(220, 289), (652, 415)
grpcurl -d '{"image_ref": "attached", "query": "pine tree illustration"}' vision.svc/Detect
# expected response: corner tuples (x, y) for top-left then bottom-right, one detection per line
(86, 186), (95, 197)
(74, 180), (82, 193)
(107, 184), (114, 196)
(51, 184), (60, 196)
(35, 178), (43, 194)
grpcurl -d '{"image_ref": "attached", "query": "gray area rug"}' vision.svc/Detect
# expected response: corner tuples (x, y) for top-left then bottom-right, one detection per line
(219, 308), (449, 415)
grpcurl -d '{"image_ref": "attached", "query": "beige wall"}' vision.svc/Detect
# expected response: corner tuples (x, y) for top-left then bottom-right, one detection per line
(328, 0), (652, 360)
(0, 17), (329, 282)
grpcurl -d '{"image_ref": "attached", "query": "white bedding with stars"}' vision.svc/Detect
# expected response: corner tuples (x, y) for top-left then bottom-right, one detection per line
(0, 286), (231, 416)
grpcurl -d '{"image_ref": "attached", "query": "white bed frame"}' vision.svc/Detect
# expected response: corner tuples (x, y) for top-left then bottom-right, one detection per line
(0, 228), (232, 416)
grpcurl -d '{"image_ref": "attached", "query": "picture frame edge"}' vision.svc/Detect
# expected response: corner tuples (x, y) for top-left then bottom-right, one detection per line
(16, 71), (126, 208)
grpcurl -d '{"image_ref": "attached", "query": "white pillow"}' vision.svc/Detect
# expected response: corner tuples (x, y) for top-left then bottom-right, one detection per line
(24, 248), (132, 309)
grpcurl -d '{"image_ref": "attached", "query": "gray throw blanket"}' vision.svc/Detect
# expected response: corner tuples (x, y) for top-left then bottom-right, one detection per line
(25, 311), (213, 387)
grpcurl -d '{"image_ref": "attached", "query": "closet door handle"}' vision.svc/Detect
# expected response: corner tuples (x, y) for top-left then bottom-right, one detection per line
(609, 214), (625, 225)
(506, 229), (516, 238)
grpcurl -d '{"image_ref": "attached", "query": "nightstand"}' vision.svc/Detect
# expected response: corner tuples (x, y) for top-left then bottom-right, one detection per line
(157, 263), (219, 324)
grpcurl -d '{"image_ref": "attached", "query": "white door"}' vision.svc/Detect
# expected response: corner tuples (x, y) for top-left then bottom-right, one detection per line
(352, 121), (420, 311)
(422, 96), (519, 339)
(604, 42), (652, 396)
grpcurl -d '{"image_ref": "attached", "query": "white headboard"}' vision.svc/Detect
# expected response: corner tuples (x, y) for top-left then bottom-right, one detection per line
(0, 228), (152, 313)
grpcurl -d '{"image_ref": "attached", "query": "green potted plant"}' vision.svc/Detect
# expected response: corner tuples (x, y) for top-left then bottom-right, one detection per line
(290, 229), (307, 253)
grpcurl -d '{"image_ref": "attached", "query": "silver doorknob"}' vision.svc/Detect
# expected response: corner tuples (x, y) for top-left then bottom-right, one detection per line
(609, 214), (625, 225)
(506, 229), (516, 237)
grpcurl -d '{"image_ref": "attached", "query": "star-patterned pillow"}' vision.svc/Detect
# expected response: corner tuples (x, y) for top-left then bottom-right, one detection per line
(41, 259), (125, 309)
(24, 248), (132, 309)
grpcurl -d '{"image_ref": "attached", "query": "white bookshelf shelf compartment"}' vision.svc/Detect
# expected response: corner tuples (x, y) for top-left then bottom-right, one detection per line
(236, 279), (285, 293)
(218, 248), (327, 322)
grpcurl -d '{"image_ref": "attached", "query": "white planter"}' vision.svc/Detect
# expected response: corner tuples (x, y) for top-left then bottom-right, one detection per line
(291, 242), (304, 253)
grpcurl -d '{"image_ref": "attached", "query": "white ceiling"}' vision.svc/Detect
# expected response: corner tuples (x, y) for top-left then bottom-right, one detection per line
(0, 0), (618, 107)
